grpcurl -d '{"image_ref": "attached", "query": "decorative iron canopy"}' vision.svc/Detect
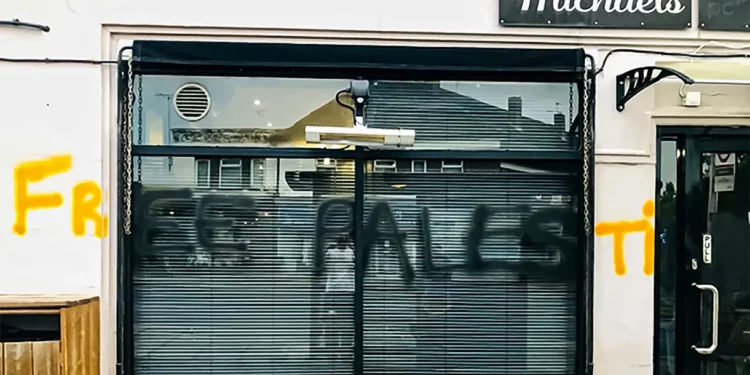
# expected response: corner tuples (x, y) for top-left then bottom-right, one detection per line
(615, 66), (695, 111)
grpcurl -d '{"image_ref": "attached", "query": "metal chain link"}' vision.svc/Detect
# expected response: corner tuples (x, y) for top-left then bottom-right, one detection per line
(581, 64), (593, 235)
(123, 56), (135, 235)
(137, 74), (143, 182)
(568, 83), (574, 129)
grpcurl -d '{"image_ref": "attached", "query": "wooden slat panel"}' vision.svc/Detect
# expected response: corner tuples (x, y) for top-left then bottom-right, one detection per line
(61, 297), (99, 375)
(4, 342), (33, 375)
(61, 304), (80, 374)
(88, 299), (100, 375)
(32, 341), (60, 375)
(1, 343), (4, 375)
(79, 303), (89, 375)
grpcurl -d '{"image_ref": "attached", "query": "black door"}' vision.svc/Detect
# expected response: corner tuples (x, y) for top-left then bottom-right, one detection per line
(674, 133), (750, 375)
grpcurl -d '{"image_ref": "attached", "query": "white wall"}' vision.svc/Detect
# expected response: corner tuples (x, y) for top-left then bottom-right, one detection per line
(2, 0), (748, 374)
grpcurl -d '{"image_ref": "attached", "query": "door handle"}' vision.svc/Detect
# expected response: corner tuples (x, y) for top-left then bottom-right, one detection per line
(692, 283), (719, 355)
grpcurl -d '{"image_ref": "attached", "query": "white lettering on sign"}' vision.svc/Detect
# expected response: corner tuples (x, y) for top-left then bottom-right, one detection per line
(520, 0), (686, 14)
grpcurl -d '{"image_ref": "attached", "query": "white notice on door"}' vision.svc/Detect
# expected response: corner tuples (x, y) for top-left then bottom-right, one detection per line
(713, 153), (736, 192)
(702, 234), (712, 264)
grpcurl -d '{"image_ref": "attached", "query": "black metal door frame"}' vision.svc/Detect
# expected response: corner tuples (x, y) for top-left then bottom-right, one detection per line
(115, 44), (595, 375)
(656, 126), (750, 375)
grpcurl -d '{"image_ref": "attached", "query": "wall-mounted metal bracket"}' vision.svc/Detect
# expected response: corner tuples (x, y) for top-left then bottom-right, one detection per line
(616, 66), (693, 112)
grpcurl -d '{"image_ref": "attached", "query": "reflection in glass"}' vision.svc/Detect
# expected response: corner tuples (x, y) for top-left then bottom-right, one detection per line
(218, 158), (242, 189)
(194, 159), (210, 188)
(132, 156), (356, 375)
(362, 159), (579, 374)
(368, 81), (579, 151)
(657, 139), (678, 375)
(695, 151), (750, 375)
(131, 155), (579, 374)
(134, 76), (580, 151)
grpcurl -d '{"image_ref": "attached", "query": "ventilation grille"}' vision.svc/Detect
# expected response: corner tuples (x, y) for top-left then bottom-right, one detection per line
(173, 83), (211, 122)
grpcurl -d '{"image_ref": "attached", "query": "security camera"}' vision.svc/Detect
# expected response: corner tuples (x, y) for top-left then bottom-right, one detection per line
(349, 80), (370, 119)
(350, 80), (370, 101)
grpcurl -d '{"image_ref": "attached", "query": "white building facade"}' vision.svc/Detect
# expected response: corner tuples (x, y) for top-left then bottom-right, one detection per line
(1, 1), (749, 375)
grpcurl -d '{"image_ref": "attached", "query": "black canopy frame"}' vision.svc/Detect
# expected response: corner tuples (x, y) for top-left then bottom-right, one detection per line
(116, 40), (595, 375)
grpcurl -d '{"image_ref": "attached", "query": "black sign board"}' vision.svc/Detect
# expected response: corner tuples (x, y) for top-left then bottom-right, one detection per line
(699, 0), (750, 31)
(500, 0), (692, 29)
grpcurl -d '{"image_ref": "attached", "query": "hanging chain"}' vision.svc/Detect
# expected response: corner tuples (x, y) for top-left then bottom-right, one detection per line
(137, 74), (143, 182)
(568, 83), (574, 129)
(123, 56), (135, 235)
(581, 64), (593, 236)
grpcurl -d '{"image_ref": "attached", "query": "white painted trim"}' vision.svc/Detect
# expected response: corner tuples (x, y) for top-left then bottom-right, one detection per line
(103, 24), (750, 53)
(595, 149), (652, 157)
(102, 25), (118, 375)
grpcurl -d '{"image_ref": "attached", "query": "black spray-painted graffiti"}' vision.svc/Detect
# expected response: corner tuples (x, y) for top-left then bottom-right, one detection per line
(134, 190), (578, 282)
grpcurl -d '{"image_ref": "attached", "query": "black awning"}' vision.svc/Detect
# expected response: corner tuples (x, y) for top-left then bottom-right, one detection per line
(131, 40), (585, 82)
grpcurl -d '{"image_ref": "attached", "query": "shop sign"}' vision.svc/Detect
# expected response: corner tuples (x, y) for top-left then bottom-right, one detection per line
(699, 0), (750, 31)
(499, 0), (692, 29)
(713, 153), (736, 193)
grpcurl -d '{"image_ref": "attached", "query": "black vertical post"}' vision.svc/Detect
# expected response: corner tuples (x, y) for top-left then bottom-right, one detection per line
(353, 148), (365, 375)
(584, 64), (596, 375)
(116, 47), (133, 375)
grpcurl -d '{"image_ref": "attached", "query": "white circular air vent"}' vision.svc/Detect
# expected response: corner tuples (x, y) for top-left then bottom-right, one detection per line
(173, 83), (211, 121)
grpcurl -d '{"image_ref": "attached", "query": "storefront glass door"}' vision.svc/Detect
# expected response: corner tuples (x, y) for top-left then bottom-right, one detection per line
(685, 137), (750, 375)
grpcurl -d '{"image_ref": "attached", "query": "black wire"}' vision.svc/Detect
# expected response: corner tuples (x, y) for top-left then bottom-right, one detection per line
(0, 19), (50, 32)
(595, 48), (750, 76)
(0, 57), (117, 64)
(4, 46), (748, 72)
(335, 89), (356, 117)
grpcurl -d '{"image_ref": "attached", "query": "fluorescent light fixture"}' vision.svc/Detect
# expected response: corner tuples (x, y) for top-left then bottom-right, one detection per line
(305, 125), (415, 147)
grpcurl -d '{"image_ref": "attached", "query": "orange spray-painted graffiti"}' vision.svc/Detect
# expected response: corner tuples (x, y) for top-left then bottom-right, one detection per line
(595, 200), (655, 276)
(13, 155), (107, 238)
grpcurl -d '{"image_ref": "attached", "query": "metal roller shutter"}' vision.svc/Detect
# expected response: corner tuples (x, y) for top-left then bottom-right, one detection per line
(132, 157), (357, 374)
(130, 79), (580, 375)
(362, 165), (578, 374)
(362, 81), (578, 374)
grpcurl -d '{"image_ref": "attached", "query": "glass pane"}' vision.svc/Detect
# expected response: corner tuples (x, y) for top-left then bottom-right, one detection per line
(657, 139), (677, 375)
(132, 156), (355, 375)
(411, 160), (426, 173)
(368, 81), (579, 151)
(195, 159), (210, 188)
(251, 159), (265, 188)
(218, 161), (242, 189)
(695, 151), (750, 375)
(133, 76), (579, 152)
(362, 159), (579, 374)
(133, 76), (353, 148)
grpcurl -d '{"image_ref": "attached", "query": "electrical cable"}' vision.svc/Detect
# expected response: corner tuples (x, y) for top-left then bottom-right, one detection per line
(335, 89), (356, 117)
(0, 57), (117, 64)
(3, 45), (750, 71)
(595, 48), (750, 76)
